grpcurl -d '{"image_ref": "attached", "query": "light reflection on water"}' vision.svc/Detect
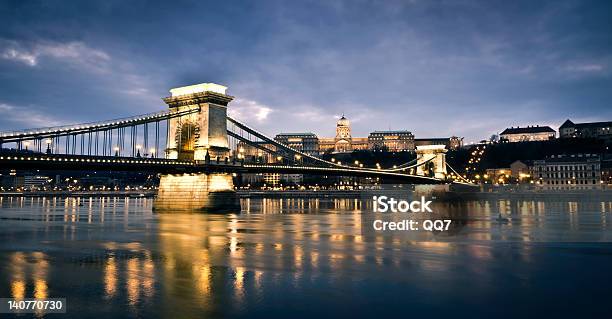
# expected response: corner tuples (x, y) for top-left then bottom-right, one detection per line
(0, 196), (612, 318)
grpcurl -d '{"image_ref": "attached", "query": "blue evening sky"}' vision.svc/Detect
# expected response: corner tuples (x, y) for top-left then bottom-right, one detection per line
(1, 0), (611, 142)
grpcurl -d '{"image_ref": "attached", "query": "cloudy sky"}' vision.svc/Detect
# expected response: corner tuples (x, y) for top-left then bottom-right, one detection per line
(1, 0), (611, 142)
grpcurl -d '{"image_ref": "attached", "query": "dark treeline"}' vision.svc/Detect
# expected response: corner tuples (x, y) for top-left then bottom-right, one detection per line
(473, 138), (608, 170)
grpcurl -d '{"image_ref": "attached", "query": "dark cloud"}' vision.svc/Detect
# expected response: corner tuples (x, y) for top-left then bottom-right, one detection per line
(1, 0), (611, 142)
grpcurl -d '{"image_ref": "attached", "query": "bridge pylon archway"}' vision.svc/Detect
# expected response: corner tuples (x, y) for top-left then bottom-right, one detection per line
(415, 145), (447, 179)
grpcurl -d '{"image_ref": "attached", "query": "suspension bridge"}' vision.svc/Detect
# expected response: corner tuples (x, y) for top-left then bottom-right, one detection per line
(0, 82), (471, 211)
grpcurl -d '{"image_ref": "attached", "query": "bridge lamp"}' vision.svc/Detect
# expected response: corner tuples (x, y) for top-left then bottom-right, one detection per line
(276, 156), (283, 162)
(331, 158), (335, 162)
(354, 160), (359, 165)
(359, 164), (363, 168)
(295, 155), (301, 160)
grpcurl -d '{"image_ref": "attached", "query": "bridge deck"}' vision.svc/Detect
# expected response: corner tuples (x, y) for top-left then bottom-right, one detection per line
(0, 152), (445, 184)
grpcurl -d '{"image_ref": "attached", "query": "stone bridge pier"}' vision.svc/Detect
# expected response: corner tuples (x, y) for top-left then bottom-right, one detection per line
(154, 83), (240, 212)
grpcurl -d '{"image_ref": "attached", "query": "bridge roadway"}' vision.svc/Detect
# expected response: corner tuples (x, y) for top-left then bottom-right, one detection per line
(0, 152), (444, 184)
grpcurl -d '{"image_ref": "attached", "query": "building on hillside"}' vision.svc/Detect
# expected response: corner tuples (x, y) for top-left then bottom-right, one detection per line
(270, 114), (462, 155)
(368, 130), (414, 151)
(559, 119), (612, 142)
(414, 137), (463, 150)
(319, 115), (369, 153)
(499, 125), (556, 142)
(274, 133), (319, 155)
(532, 154), (602, 190)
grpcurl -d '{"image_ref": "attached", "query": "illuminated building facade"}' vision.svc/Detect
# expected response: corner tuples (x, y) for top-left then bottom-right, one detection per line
(533, 154), (601, 189)
(368, 130), (415, 151)
(287, 114), (463, 154)
(500, 125), (556, 142)
(319, 115), (368, 153)
(274, 133), (319, 155)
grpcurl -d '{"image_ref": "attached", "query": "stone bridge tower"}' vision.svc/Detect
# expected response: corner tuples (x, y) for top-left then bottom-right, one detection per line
(154, 83), (239, 212)
(163, 83), (233, 161)
(415, 145), (448, 179)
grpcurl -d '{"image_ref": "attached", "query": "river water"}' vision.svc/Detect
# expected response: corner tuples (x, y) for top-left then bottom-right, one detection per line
(1, 195), (612, 318)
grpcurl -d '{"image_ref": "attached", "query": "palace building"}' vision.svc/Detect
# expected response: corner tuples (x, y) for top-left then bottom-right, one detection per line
(274, 133), (320, 155)
(319, 115), (368, 153)
(368, 130), (415, 151)
(317, 115), (462, 153)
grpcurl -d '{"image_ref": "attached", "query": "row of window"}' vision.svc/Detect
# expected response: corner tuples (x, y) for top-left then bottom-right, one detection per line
(545, 180), (598, 185)
(536, 164), (598, 172)
(538, 172), (597, 178)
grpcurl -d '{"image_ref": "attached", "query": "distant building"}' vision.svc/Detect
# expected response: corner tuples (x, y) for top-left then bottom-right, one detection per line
(485, 167), (511, 183)
(275, 114), (462, 155)
(263, 173), (280, 187)
(510, 160), (531, 180)
(500, 126), (556, 142)
(559, 119), (612, 142)
(368, 130), (414, 151)
(533, 154), (601, 190)
(280, 174), (303, 185)
(274, 133), (320, 155)
(414, 137), (463, 150)
(602, 159), (612, 184)
(319, 115), (368, 153)
(236, 141), (276, 163)
(484, 161), (533, 183)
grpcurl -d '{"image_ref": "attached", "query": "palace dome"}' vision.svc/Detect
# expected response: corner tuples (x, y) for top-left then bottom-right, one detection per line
(337, 115), (350, 127)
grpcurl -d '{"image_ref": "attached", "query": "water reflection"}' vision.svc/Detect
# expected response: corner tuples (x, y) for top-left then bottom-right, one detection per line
(0, 195), (612, 318)
(7, 250), (49, 318)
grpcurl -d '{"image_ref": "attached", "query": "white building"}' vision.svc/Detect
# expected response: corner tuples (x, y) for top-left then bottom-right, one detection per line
(500, 126), (556, 142)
